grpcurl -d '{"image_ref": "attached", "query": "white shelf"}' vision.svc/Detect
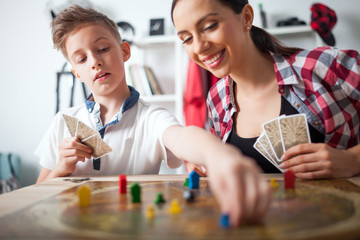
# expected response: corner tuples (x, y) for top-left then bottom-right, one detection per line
(266, 25), (313, 36)
(130, 35), (184, 124)
(265, 25), (322, 47)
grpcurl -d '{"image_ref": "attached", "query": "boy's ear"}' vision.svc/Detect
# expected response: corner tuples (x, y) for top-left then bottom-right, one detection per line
(71, 69), (81, 80)
(121, 41), (131, 62)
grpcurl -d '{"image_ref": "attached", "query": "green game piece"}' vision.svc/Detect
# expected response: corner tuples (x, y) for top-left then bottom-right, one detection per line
(154, 192), (166, 204)
(184, 178), (189, 187)
(130, 182), (141, 203)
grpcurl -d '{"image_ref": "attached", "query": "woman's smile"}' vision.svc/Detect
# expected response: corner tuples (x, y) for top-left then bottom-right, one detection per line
(203, 49), (225, 69)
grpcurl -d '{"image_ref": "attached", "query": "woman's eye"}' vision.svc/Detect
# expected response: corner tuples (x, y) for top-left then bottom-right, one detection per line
(182, 36), (193, 44)
(203, 22), (218, 31)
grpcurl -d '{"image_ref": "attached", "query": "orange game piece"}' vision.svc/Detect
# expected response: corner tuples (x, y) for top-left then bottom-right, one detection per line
(77, 185), (91, 207)
(146, 204), (155, 219)
(168, 199), (182, 214)
(270, 178), (279, 188)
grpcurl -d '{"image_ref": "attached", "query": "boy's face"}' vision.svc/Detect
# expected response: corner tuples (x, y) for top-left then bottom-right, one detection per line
(66, 24), (130, 98)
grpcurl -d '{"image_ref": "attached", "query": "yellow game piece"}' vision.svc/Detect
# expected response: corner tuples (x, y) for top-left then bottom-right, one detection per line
(77, 185), (91, 207)
(270, 178), (279, 188)
(168, 199), (182, 214)
(146, 204), (155, 219)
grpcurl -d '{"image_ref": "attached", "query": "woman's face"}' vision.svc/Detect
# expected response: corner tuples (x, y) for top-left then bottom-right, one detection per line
(173, 0), (250, 78)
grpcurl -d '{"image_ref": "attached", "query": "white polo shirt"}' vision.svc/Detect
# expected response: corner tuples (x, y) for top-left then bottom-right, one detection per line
(35, 87), (183, 176)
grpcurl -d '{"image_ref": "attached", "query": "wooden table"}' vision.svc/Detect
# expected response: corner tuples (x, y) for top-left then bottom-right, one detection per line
(0, 174), (360, 239)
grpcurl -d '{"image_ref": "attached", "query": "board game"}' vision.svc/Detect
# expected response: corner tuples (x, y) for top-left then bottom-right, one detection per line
(1, 177), (360, 239)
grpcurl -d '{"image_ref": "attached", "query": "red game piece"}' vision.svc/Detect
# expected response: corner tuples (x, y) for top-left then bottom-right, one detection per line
(284, 170), (295, 189)
(119, 175), (127, 194)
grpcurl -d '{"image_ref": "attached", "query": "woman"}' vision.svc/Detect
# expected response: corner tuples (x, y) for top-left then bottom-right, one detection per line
(172, 0), (360, 179)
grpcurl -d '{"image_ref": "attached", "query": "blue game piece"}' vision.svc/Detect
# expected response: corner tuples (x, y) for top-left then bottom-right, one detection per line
(219, 213), (230, 228)
(189, 170), (199, 189)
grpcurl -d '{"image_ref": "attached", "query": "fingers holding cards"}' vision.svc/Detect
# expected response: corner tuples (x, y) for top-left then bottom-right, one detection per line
(62, 114), (112, 158)
(253, 114), (311, 172)
(254, 136), (284, 173)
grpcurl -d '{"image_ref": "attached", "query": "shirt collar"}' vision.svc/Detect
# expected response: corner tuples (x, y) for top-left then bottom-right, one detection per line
(271, 52), (299, 86)
(228, 76), (237, 112)
(85, 85), (140, 114)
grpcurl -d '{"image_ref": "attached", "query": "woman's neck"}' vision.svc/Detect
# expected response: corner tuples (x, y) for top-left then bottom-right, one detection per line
(230, 45), (276, 93)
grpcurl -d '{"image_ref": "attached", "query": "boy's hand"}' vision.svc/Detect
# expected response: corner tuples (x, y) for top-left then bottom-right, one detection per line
(55, 137), (92, 176)
(162, 125), (271, 226)
(206, 145), (271, 226)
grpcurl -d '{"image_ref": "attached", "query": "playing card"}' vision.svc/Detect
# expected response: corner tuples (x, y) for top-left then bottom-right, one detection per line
(63, 114), (77, 137)
(279, 114), (311, 152)
(255, 133), (284, 173)
(62, 114), (112, 158)
(254, 140), (271, 161)
(263, 118), (283, 162)
(257, 133), (276, 164)
(76, 120), (99, 141)
(82, 135), (112, 158)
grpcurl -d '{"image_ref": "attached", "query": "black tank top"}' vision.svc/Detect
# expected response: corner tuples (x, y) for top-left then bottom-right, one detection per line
(226, 96), (325, 173)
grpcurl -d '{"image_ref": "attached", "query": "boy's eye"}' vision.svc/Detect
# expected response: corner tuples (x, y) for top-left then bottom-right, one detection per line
(98, 47), (109, 53)
(77, 57), (87, 64)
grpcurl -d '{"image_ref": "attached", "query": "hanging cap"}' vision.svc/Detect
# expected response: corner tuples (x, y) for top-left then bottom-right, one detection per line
(310, 3), (337, 46)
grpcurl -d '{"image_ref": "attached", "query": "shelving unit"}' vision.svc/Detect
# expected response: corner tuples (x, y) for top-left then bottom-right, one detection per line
(266, 25), (323, 48)
(126, 35), (187, 175)
(266, 25), (313, 35)
(126, 35), (185, 124)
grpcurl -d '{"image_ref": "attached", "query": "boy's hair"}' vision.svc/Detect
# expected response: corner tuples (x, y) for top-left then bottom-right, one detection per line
(51, 4), (121, 60)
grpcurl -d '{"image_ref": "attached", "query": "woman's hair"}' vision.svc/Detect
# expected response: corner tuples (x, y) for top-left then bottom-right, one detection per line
(51, 4), (121, 60)
(171, 0), (302, 56)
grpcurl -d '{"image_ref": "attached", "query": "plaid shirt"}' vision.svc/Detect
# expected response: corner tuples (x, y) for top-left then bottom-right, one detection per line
(207, 47), (360, 149)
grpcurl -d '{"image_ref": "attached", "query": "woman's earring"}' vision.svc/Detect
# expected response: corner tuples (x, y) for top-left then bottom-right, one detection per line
(246, 26), (250, 30)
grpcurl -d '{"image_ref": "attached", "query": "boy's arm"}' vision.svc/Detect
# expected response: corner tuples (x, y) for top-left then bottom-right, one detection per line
(163, 125), (271, 226)
(36, 167), (59, 183)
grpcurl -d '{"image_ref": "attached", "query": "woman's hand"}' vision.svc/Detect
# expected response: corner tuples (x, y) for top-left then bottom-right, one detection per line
(279, 143), (360, 179)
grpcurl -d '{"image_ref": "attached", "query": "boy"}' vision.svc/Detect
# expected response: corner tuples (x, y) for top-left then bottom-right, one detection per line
(35, 5), (270, 226)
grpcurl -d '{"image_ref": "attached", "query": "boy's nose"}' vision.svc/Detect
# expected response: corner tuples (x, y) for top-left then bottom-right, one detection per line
(92, 62), (102, 70)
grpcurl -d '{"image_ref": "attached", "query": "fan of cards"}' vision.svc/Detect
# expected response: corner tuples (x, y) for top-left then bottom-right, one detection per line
(63, 114), (112, 159)
(253, 114), (311, 172)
